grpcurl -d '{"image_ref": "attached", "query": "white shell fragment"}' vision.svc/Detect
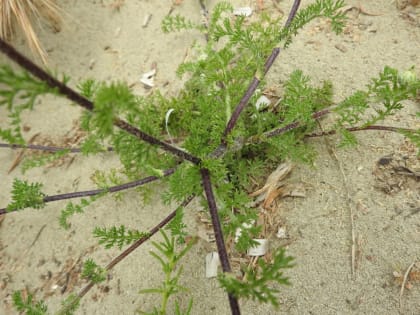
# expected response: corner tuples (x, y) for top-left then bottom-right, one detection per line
(276, 227), (287, 239)
(233, 7), (253, 17)
(205, 252), (220, 278)
(234, 220), (255, 243)
(255, 95), (271, 111)
(142, 14), (152, 28)
(165, 108), (175, 140)
(247, 239), (269, 256)
(140, 68), (156, 87)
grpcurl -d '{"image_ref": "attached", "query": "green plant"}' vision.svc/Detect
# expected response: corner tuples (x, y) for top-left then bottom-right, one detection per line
(0, 1), (419, 314)
(12, 291), (48, 315)
(219, 248), (294, 307)
(138, 230), (194, 315)
(6, 178), (45, 211)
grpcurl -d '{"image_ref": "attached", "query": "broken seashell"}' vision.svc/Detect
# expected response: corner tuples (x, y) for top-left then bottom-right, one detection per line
(276, 227), (287, 239)
(140, 68), (156, 87)
(142, 14), (152, 28)
(205, 252), (220, 278)
(247, 239), (268, 256)
(165, 108), (175, 140)
(255, 95), (271, 111)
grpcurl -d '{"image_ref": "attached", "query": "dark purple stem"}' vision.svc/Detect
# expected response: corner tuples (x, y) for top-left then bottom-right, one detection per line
(285, 0), (302, 28)
(305, 125), (414, 138)
(0, 39), (201, 165)
(265, 108), (330, 138)
(0, 168), (176, 215)
(220, 47), (281, 146)
(221, 77), (260, 144)
(0, 39), (93, 110)
(220, 0), (301, 145)
(114, 119), (200, 164)
(200, 168), (241, 315)
(76, 195), (195, 300)
(0, 142), (114, 152)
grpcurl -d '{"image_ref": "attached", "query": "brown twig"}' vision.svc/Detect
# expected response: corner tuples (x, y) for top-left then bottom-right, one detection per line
(284, 0), (301, 27)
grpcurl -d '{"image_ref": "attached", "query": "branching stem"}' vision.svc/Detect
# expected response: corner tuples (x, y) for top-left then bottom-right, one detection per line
(305, 125), (414, 138)
(200, 167), (240, 315)
(0, 38), (201, 165)
(285, 0), (302, 28)
(265, 108), (330, 138)
(0, 142), (113, 152)
(74, 195), (195, 301)
(220, 0), (302, 145)
(0, 168), (176, 215)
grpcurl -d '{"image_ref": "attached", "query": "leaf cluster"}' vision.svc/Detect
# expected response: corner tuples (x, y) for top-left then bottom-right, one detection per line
(218, 248), (294, 307)
(59, 195), (102, 229)
(0, 65), (63, 144)
(81, 258), (107, 283)
(138, 229), (193, 315)
(6, 178), (45, 211)
(20, 149), (70, 173)
(93, 225), (150, 249)
(165, 207), (188, 243)
(12, 291), (48, 315)
(334, 66), (420, 146)
(56, 294), (80, 315)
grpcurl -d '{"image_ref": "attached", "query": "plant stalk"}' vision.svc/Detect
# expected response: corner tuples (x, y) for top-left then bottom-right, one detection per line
(0, 38), (201, 165)
(0, 168), (176, 215)
(220, 0), (302, 145)
(200, 168), (241, 315)
(74, 195), (195, 302)
(0, 143), (114, 152)
(305, 125), (414, 138)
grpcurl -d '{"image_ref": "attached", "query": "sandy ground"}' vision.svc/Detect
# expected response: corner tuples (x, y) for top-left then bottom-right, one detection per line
(0, 0), (419, 314)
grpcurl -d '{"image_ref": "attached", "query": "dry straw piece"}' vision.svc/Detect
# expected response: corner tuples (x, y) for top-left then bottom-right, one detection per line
(0, 0), (61, 64)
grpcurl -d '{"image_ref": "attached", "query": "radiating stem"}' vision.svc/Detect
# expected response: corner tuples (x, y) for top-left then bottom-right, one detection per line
(74, 195), (195, 301)
(305, 125), (414, 138)
(284, 0), (302, 28)
(0, 168), (176, 215)
(200, 168), (241, 315)
(0, 39), (201, 165)
(0, 142), (114, 152)
(219, 0), (302, 146)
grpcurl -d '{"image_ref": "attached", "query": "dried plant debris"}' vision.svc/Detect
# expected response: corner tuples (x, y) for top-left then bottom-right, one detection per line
(373, 152), (419, 194)
(196, 212), (216, 243)
(8, 121), (86, 173)
(393, 262), (420, 289)
(0, 0), (62, 64)
(40, 246), (97, 298)
(250, 161), (305, 210)
(396, 0), (420, 25)
(108, 0), (125, 12)
(396, 0), (420, 10)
